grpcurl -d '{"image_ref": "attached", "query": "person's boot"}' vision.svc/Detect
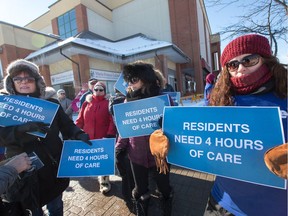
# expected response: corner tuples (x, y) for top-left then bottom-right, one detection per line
(132, 192), (150, 216)
(160, 191), (173, 216)
(98, 176), (111, 194)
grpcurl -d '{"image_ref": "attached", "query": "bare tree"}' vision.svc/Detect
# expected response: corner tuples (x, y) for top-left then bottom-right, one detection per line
(205, 0), (288, 56)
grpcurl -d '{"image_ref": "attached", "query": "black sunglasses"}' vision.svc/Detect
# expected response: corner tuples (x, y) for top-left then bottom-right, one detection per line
(226, 54), (261, 72)
(128, 77), (140, 84)
(94, 88), (104, 92)
(12, 76), (35, 84)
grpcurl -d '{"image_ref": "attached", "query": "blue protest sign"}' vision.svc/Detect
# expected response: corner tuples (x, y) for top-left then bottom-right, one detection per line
(162, 92), (180, 106)
(57, 139), (115, 177)
(164, 106), (286, 189)
(114, 94), (171, 138)
(114, 72), (128, 96)
(0, 95), (59, 138)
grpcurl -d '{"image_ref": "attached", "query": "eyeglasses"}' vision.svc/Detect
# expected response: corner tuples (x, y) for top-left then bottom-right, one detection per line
(12, 76), (35, 84)
(226, 54), (261, 72)
(128, 77), (140, 84)
(94, 88), (104, 92)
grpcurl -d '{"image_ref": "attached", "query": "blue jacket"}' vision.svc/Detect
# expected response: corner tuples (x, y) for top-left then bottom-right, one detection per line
(211, 92), (287, 216)
(204, 83), (214, 106)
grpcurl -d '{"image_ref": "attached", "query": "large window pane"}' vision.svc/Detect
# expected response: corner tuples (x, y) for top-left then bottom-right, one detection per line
(57, 9), (78, 39)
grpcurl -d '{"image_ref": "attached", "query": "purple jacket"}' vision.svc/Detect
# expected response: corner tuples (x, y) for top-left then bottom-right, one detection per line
(116, 135), (156, 168)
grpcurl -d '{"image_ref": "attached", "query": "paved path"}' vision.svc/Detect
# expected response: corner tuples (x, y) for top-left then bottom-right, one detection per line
(62, 166), (215, 216)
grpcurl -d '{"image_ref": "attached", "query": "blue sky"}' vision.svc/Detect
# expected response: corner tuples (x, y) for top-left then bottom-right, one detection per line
(205, 1), (287, 64)
(0, 0), (286, 63)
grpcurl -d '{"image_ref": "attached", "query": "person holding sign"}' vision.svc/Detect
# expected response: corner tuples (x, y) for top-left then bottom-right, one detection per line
(204, 34), (287, 216)
(76, 81), (116, 194)
(1, 59), (91, 216)
(0, 152), (32, 215)
(0, 152), (32, 195)
(116, 61), (173, 216)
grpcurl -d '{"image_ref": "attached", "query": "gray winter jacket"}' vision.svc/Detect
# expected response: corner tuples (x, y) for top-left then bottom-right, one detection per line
(0, 165), (18, 195)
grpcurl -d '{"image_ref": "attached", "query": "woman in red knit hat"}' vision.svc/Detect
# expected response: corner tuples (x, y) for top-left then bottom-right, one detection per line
(204, 73), (215, 105)
(204, 34), (287, 216)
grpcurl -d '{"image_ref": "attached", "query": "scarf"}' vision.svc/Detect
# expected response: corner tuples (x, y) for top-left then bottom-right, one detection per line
(230, 64), (272, 95)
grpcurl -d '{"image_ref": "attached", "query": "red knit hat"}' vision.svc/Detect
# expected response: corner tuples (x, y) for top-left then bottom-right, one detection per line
(206, 73), (215, 84)
(220, 34), (272, 67)
(94, 81), (106, 93)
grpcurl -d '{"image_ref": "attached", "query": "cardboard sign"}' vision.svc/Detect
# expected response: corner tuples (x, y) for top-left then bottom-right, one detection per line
(164, 106), (286, 189)
(0, 95), (59, 137)
(57, 139), (115, 177)
(113, 94), (171, 138)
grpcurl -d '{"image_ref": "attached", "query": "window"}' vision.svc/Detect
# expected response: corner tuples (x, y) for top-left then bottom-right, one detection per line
(213, 52), (219, 71)
(57, 9), (77, 39)
(0, 60), (3, 81)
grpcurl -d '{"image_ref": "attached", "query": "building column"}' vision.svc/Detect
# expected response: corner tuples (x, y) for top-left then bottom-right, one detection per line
(155, 55), (168, 78)
(39, 65), (51, 86)
(71, 54), (90, 94)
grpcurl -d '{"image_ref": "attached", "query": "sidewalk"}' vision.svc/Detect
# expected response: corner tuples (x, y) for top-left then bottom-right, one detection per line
(62, 166), (215, 216)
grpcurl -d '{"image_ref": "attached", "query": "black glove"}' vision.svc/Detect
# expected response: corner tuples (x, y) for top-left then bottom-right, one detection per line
(76, 133), (92, 146)
(158, 116), (163, 128)
(16, 122), (50, 134)
(105, 134), (115, 138)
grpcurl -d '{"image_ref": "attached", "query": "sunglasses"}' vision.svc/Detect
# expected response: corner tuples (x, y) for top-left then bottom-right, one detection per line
(89, 81), (97, 85)
(12, 76), (35, 84)
(94, 88), (104, 92)
(128, 77), (140, 84)
(226, 54), (260, 72)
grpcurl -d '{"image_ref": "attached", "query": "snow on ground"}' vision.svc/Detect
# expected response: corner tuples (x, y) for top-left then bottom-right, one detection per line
(181, 99), (205, 106)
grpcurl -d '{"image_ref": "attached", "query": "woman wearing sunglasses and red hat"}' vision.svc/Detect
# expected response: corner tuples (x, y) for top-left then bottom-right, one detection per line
(204, 34), (287, 216)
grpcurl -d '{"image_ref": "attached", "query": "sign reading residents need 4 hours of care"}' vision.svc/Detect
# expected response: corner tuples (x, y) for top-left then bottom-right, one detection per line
(0, 95), (59, 137)
(113, 94), (171, 138)
(163, 106), (286, 189)
(57, 138), (115, 177)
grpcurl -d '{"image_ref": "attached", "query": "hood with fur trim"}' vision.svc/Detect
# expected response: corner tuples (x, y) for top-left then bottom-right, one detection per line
(3, 59), (46, 98)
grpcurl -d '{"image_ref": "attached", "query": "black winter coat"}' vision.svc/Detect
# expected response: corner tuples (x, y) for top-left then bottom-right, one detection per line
(0, 98), (83, 207)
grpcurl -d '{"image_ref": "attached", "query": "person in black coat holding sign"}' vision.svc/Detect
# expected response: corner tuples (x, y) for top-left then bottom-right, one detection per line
(0, 59), (91, 216)
(115, 61), (173, 216)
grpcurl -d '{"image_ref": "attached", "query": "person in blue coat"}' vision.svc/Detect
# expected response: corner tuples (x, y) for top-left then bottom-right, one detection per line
(204, 73), (215, 105)
(204, 34), (287, 216)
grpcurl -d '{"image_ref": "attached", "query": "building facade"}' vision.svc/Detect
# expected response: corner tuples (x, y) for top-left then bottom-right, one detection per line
(0, 0), (221, 98)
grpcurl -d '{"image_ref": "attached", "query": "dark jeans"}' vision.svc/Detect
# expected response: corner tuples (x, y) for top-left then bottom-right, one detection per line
(116, 151), (135, 203)
(204, 194), (234, 216)
(130, 161), (172, 200)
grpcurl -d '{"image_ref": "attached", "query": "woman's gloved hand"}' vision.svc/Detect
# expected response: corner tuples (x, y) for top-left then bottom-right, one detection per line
(16, 122), (50, 134)
(76, 133), (92, 146)
(105, 134), (115, 138)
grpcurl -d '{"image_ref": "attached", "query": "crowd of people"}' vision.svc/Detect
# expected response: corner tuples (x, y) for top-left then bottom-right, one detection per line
(0, 33), (287, 216)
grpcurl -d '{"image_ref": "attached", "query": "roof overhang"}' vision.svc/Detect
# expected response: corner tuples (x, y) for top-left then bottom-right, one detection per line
(26, 35), (190, 65)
